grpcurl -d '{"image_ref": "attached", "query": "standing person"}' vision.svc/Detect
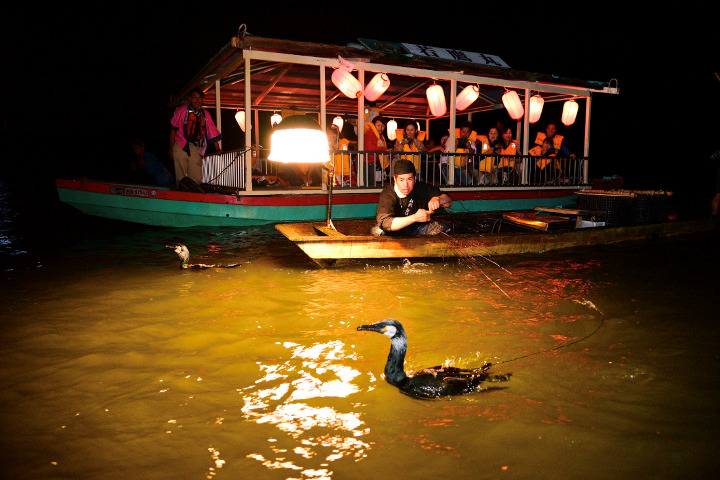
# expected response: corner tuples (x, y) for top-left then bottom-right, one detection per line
(131, 140), (174, 186)
(363, 116), (390, 186)
(169, 88), (223, 188)
(374, 159), (453, 236)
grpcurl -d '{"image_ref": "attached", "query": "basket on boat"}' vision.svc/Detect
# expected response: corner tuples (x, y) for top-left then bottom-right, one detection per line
(577, 190), (669, 226)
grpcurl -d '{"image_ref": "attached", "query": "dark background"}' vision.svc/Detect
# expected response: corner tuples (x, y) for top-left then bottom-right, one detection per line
(2, 2), (718, 203)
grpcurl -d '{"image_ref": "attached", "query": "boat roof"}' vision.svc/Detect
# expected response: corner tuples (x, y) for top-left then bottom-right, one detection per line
(174, 30), (619, 121)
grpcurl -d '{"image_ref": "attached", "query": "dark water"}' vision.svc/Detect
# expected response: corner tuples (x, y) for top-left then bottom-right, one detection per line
(1, 178), (720, 479)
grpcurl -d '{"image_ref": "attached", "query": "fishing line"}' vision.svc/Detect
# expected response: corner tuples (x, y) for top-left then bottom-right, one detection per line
(434, 219), (607, 364)
(493, 299), (606, 366)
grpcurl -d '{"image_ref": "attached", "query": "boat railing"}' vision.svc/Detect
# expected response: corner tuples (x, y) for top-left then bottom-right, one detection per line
(203, 149), (588, 191)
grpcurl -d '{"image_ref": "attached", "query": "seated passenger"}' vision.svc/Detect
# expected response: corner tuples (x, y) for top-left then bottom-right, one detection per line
(532, 121), (575, 158)
(327, 124), (355, 186)
(131, 140), (174, 186)
(363, 116), (390, 186)
(475, 126), (500, 185)
(529, 137), (560, 183)
(448, 121), (476, 185)
(493, 125), (520, 185)
(374, 159), (453, 236)
(393, 120), (426, 179)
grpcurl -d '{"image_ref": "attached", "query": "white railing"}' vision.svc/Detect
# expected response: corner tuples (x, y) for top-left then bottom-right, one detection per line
(202, 149), (588, 191)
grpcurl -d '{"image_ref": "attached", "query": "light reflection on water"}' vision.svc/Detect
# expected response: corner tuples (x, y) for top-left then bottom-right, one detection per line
(1, 186), (720, 479)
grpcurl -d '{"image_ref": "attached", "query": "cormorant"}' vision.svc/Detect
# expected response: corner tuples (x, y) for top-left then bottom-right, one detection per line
(357, 319), (510, 399)
(166, 244), (241, 269)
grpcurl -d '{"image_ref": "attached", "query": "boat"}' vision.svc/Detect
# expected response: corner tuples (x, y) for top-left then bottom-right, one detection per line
(275, 195), (720, 267)
(56, 28), (619, 227)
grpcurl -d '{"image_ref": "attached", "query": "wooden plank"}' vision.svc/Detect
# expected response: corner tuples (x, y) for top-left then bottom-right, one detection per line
(535, 206), (606, 217)
(313, 225), (346, 237)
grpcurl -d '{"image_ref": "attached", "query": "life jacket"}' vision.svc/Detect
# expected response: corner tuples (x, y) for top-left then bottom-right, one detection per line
(450, 129), (477, 168)
(185, 107), (207, 144)
(364, 122), (390, 169)
(535, 132), (564, 152)
(496, 140), (519, 169)
(529, 144), (560, 170)
(395, 130), (426, 172)
(472, 135), (493, 172)
(328, 138), (354, 182)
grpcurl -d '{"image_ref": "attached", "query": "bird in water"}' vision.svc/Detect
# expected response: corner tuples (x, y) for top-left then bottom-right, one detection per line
(357, 319), (510, 399)
(166, 244), (241, 270)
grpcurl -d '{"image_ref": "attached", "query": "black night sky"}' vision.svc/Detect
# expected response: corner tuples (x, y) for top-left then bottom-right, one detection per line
(2, 2), (718, 201)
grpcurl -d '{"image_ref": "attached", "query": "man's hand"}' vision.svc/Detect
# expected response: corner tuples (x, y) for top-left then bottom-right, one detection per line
(412, 209), (433, 222)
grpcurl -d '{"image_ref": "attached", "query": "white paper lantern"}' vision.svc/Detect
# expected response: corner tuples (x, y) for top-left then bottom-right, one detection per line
(332, 115), (344, 132)
(456, 85), (479, 111)
(331, 69), (362, 98)
(502, 90), (524, 120)
(235, 110), (246, 132)
(426, 84), (447, 117)
(562, 99), (579, 126)
(528, 94), (544, 124)
(270, 112), (282, 127)
(365, 73), (390, 102)
(386, 119), (397, 141)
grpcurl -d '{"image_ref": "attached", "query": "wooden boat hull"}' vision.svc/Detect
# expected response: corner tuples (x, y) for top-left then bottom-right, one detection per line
(275, 215), (720, 266)
(56, 178), (581, 228)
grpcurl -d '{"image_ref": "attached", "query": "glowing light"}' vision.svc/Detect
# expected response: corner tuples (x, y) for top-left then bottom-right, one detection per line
(270, 112), (282, 126)
(235, 110), (246, 132)
(502, 90), (524, 120)
(426, 84), (447, 117)
(529, 94), (544, 124)
(562, 99), (579, 126)
(364, 73), (390, 101)
(269, 115), (328, 163)
(331, 69), (362, 98)
(386, 119), (397, 140)
(456, 85), (479, 111)
(332, 115), (344, 132)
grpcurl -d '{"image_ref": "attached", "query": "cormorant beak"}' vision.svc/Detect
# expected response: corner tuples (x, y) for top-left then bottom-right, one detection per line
(357, 323), (385, 333)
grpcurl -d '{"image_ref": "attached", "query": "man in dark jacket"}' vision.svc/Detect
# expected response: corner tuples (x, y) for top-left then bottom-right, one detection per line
(374, 159), (453, 235)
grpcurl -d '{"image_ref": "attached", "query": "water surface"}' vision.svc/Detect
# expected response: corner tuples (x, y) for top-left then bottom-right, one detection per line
(1, 179), (719, 479)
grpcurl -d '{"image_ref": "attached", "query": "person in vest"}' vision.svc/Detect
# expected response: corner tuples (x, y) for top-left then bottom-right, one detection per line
(493, 124), (520, 185)
(529, 137), (560, 184)
(169, 88), (222, 188)
(374, 159), (453, 236)
(363, 116), (390, 186)
(449, 120), (476, 185)
(475, 126), (501, 185)
(328, 124), (355, 186)
(531, 121), (575, 158)
(393, 120), (426, 178)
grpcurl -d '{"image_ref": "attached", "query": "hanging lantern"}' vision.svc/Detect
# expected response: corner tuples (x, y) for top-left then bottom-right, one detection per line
(235, 110), (246, 132)
(386, 119), (397, 140)
(426, 84), (447, 117)
(332, 115), (344, 132)
(331, 69), (362, 98)
(365, 73), (390, 102)
(528, 94), (544, 124)
(562, 99), (579, 126)
(502, 90), (524, 120)
(270, 112), (282, 127)
(456, 85), (479, 111)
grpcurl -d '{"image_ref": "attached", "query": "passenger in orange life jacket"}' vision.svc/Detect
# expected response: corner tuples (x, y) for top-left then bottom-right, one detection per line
(327, 124), (356, 186)
(529, 137), (560, 184)
(475, 126), (501, 185)
(493, 124), (520, 185)
(449, 120), (475, 185)
(363, 116), (390, 186)
(532, 121), (575, 158)
(393, 120), (426, 179)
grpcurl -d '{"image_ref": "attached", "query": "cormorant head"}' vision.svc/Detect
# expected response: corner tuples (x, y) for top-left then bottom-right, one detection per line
(357, 319), (405, 339)
(166, 244), (190, 264)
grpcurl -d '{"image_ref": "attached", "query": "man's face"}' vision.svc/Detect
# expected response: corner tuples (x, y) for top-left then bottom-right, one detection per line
(460, 127), (471, 139)
(395, 173), (415, 196)
(189, 92), (204, 111)
(546, 124), (557, 138)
